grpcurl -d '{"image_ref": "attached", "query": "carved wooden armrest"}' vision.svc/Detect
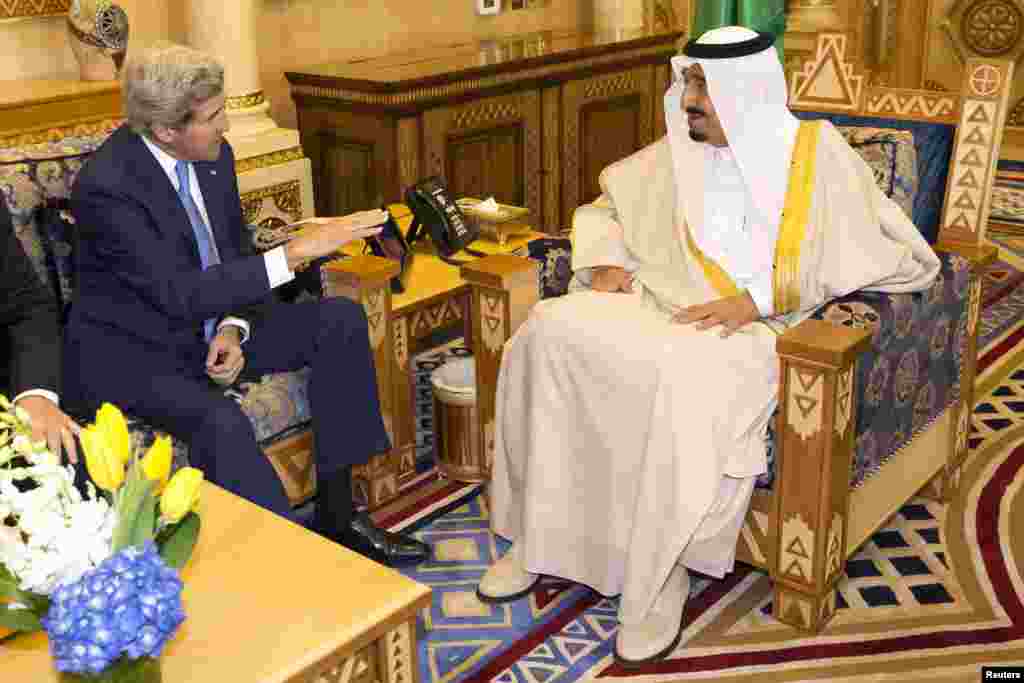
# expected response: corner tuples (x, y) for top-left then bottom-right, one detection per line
(320, 254), (401, 508)
(461, 254), (540, 477)
(770, 318), (871, 631)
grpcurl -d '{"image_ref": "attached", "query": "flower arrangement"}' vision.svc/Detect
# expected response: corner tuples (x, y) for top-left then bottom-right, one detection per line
(0, 397), (203, 682)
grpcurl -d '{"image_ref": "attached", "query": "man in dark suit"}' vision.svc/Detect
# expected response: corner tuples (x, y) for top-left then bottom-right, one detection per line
(63, 42), (428, 564)
(1, 198), (80, 463)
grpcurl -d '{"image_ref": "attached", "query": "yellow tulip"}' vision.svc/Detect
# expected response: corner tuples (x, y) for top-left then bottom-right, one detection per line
(140, 436), (173, 494)
(79, 424), (126, 492)
(160, 467), (204, 523)
(94, 403), (131, 466)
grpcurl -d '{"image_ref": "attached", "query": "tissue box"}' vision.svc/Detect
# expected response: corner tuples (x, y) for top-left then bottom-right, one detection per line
(457, 197), (533, 245)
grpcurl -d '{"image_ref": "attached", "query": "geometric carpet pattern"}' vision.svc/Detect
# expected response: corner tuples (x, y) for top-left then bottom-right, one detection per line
(391, 348), (1024, 682)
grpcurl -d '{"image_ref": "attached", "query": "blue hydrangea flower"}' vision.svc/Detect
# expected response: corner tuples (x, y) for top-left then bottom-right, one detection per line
(41, 542), (185, 675)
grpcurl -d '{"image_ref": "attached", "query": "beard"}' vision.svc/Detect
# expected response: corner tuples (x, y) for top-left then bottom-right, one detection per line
(688, 129), (708, 142)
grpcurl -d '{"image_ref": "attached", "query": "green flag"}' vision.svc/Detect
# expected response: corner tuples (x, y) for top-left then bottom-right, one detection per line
(691, 0), (786, 63)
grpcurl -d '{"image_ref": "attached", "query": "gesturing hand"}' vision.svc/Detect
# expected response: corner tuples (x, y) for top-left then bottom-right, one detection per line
(672, 292), (760, 338)
(206, 326), (246, 387)
(16, 395), (80, 464)
(590, 266), (634, 294)
(283, 209), (388, 270)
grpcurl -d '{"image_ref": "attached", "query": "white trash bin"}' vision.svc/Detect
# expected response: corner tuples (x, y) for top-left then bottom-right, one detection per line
(431, 357), (487, 482)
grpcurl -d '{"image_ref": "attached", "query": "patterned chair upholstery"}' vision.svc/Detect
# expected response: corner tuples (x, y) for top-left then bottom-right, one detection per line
(0, 131), (317, 507)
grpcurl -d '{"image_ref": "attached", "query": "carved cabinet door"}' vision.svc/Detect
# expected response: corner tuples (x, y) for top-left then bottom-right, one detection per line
(559, 65), (658, 228)
(422, 90), (543, 224)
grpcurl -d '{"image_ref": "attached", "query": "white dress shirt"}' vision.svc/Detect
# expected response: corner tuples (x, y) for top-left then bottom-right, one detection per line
(142, 136), (296, 344)
(696, 146), (774, 317)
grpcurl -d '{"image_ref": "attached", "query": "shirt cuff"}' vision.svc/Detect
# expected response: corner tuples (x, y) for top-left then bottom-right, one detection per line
(264, 246), (295, 290)
(745, 275), (774, 318)
(13, 389), (60, 408)
(217, 317), (250, 345)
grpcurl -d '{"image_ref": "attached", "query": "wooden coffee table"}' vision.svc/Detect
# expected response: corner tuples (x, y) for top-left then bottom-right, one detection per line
(2, 483), (432, 683)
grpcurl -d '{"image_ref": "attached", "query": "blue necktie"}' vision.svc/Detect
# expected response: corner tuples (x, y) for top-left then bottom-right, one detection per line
(175, 160), (221, 342)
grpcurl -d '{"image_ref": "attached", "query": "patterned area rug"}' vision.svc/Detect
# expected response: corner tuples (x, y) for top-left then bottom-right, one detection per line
(380, 237), (1024, 683)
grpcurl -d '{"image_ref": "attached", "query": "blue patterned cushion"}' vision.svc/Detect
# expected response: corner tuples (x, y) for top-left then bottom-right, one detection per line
(757, 251), (970, 490)
(0, 136), (106, 291)
(123, 368), (313, 478)
(794, 112), (955, 243)
(838, 126), (917, 221)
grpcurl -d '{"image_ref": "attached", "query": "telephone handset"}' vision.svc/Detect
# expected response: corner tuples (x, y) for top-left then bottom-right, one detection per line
(363, 208), (412, 294)
(404, 177), (485, 264)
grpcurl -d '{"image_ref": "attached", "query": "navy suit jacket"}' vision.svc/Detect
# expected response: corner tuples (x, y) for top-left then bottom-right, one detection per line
(66, 125), (274, 381)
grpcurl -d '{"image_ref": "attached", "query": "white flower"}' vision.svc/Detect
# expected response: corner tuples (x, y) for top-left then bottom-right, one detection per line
(0, 462), (115, 595)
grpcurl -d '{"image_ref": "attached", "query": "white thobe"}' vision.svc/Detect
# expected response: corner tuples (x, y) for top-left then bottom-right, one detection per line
(491, 149), (769, 627)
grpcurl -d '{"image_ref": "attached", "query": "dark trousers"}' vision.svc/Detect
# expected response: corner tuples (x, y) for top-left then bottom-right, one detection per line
(65, 298), (391, 521)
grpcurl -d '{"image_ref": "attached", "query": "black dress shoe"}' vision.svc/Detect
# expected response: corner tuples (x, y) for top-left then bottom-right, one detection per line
(347, 511), (430, 565)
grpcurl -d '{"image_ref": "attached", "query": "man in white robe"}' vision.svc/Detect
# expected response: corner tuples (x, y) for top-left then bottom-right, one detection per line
(476, 26), (940, 664)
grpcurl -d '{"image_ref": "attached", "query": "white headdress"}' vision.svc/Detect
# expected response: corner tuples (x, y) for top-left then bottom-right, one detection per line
(664, 26), (798, 249)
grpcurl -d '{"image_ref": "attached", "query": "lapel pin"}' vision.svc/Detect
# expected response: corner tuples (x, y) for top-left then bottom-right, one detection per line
(210, 170), (217, 175)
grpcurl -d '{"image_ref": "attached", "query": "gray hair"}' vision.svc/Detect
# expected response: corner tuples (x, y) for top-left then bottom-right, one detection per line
(123, 42), (224, 137)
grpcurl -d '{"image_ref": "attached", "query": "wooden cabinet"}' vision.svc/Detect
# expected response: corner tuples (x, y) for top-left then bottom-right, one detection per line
(423, 89), (543, 220)
(286, 29), (681, 233)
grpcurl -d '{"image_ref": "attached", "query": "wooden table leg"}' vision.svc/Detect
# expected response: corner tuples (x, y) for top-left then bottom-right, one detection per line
(461, 255), (540, 481)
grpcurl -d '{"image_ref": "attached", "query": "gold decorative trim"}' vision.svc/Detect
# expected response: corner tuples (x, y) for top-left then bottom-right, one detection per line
(385, 622), (413, 683)
(968, 278), (982, 334)
(239, 179), (301, 204)
(825, 512), (843, 582)
(788, 366), (824, 440)
(774, 121), (821, 314)
(483, 418), (495, 473)
(863, 89), (959, 122)
(789, 34), (865, 112)
(363, 287), (388, 353)
(955, 402), (970, 458)
(739, 510), (768, 565)
(0, 0), (69, 19)
(0, 118), (122, 151)
(479, 292), (507, 355)
(396, 117), (420, 194)
(225, 90), (266, 111)
(234, 146), (305, 174)
(408, 300), (463, 338)
(393, 315), (409, 371)
(834, 366), (854, 437)
(788, 33), (962, 124)
(781, 513), (814, 584)
(290, 43), (673, 107)
(777, 589), (811, 630)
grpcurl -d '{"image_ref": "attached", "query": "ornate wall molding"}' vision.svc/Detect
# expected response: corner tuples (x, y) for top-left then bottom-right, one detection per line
(233, 146), (305, 174)
(962, 0), (1022, 56)
(0, 119), (121, 150)
(225, 90), (266, 111)
(943, 0), (1024, 65)
(0, 0), (69, 19)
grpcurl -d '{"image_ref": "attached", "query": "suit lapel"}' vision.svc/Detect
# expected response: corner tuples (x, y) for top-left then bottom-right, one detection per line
(122, 131), (204, 266)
